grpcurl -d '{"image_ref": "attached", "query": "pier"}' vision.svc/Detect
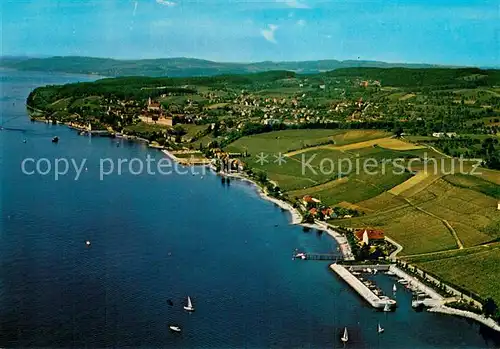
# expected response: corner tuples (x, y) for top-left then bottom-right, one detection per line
(293, 252), (341, 261)
(330, 263), (396, 309)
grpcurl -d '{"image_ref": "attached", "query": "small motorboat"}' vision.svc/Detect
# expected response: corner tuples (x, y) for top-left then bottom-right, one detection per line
(169, 325), (181, 333)
(85, 240), (91, 247)
(383, 303), (391, 312)
(52, 136), (59, 143)
(183, 296), (195, 312)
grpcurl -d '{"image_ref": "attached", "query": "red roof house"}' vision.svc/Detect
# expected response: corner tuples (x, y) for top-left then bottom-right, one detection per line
(354, 229), (385, 241)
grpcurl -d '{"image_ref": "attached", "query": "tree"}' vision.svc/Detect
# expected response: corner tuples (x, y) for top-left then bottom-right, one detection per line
(302, 212), (314, 224)
(255, 171), (267, 183)
(393, 126), (404, 138)
(208, 140), (219, 149)
(357, 244), (370, 261)
(173, 124), (186, 136)
(483, 298), (498, 317)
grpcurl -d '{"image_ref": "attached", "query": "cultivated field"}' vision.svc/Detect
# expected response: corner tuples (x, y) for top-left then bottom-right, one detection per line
(338, 205), (458, 255)
(331, 137), (425, 151)
(388, 171), (431, 195)
(225, 129), (347, 155)
(226, 129), (500, 265)
(284, 130), (391, 156)
(405, 243), (500, 304)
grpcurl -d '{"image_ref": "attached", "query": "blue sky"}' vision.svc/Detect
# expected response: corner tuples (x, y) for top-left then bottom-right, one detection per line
(1, 0), (498, 66)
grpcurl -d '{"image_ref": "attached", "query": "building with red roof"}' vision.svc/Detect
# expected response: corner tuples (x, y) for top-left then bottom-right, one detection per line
(354, 229), (385, 242)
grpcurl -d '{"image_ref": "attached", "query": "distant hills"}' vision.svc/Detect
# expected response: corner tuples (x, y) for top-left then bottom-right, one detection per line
(0, 56), (445, 78)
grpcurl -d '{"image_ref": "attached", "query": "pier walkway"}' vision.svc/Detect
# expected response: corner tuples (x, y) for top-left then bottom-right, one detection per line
(294, 253), (342, 261)
(330, 264), (396, 309)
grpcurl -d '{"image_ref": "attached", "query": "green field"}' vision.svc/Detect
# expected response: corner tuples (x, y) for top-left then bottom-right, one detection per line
(443, 174), (500, 199)
(405, 244), (500, 304)
(225, 129), (349, 155)
(288, 163), (412, 206)
(182, 124), (210, 138)
(410, 178), (500, 246)
(233, 132), (414, 193)
(123, 122), (169, 133)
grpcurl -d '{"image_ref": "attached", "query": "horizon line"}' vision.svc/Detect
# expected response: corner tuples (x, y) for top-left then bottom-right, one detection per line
(0, 54), (471, 68)
(2, 54), (499, 70)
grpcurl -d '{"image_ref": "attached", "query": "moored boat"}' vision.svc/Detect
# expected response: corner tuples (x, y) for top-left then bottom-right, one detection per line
(383, 303), (391, 312)
(169, 325), (181, 332)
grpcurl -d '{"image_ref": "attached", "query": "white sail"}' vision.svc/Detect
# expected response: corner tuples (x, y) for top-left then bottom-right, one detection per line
(341, 327), (348, 342)
(378, 323), (384, 333)
(184, 296), (195, 311)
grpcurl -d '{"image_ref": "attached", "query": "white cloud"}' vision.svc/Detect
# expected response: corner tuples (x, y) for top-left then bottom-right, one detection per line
(261, 24), (278, 43)
(277, 0), (309, 9)
(133, 1), (138, 16)
(156, 0), (176, 7)
(297, 19), (306, 26)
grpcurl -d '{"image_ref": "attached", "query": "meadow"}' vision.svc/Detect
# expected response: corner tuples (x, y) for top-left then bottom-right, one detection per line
(225, 129), (349, 155)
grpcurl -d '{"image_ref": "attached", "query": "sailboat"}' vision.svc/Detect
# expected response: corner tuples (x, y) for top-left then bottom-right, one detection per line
(392, 284), (397, 293)
(377, 323), (384, 333)
(183, 296), (195, 312)
(341, 327), (348, 343)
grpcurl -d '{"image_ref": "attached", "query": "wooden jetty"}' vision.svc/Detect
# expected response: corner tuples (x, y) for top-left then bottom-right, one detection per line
(293, 252), (341, 261)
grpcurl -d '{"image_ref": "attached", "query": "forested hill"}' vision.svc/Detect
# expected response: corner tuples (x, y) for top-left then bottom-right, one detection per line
(1, 56), (442, 77)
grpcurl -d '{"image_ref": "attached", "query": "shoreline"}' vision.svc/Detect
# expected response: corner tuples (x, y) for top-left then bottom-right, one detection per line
(390, 265), (500, 333)
(222, 171), (303, 225)
(220, 171), (355, 260)
(428, 305), (500, 333)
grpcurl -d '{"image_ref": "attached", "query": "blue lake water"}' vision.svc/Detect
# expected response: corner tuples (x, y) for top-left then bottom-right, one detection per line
(1, 69), (499, 348)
